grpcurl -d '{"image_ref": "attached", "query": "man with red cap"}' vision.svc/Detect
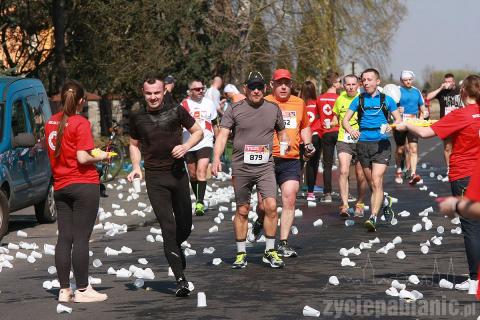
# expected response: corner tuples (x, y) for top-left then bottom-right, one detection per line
(252, 69), (314, 258)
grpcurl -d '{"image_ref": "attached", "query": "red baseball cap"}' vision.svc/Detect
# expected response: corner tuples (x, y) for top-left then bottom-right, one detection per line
(272, 69), (292, 81)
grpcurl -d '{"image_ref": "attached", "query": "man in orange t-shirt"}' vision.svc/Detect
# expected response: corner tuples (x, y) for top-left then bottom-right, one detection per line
(252, 69), (313, 258)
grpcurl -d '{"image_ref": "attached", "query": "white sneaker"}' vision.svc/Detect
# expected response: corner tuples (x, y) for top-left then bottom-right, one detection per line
(74, 285), (108, 302)
(454, 279), (470, 291)
(468, 279), (478, 295)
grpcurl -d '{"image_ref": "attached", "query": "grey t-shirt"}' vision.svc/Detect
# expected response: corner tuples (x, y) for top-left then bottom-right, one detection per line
(220, 99), (285, 176)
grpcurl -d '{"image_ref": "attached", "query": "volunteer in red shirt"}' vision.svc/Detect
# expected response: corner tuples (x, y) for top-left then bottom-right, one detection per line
(396, 74), (480, 295)
(317, 71), (341, 203)
(439, 155), (480, 219)
(45, 80), (109, 303)
(300, 80), (322, 201)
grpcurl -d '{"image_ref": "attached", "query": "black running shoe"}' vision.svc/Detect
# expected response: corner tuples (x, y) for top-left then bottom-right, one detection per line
(175, 278), (191, 297)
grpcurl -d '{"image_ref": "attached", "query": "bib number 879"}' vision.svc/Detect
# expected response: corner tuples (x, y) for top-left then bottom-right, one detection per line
(250, 154), (263, 161)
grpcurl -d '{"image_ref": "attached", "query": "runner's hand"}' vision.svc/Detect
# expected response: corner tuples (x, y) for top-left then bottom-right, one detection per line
(127, 167), (143, 182)
(349, 130), (360, 140)
(304, 143), (315, 160)
(211, 159), (222, 176)
(438, 196), (459, 218)
(395, 123), (407, 131)
(171, 144), (188, 159)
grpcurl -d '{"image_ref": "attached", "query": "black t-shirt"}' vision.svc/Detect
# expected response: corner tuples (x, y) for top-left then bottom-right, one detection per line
(436, 87), (461, 118)
(129, 101), (195, 171)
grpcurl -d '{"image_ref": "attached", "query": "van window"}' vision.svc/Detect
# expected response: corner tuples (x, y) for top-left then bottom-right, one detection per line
(11, 99), (27, 137)
(26, 95), (46, 141)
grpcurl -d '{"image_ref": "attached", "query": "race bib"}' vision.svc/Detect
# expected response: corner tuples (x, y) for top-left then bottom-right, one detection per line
(342, 132), (355, 143)
(282, 111), (297, 129)
(244, 145), (270, 164)
(445, 106), (457, 115)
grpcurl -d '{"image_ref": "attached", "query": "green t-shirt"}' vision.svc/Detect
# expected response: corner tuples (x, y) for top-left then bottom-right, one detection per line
(333, 91), (359, 143)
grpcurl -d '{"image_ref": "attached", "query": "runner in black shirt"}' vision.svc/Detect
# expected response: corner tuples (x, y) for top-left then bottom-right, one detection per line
(128, 73), (203, 297)
(427, 73), (462, 172)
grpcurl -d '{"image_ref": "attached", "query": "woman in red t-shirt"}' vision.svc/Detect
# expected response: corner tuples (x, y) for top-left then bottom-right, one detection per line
(45, 80), (109, 303)
(397, 75), (480, 293)
(300, 81), (322, 201)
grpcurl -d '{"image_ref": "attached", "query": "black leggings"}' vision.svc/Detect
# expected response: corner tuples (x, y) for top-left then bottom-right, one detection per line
(54, 183), (99, 289)
(322, 131), (338, 194)
(451, 177), (480, 280)
(305, 134), (322, 192)
(146, 169), (192, 280)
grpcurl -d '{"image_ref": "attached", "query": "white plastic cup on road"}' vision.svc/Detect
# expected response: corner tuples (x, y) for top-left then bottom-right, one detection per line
(197, 292), (207, 307)
(307, 201), (316, 208)
(303, 305), (320, 317)
(328, 276), (339, 286)
(408, 275), (420, 285)
(92, 259), (102, 268)
(56, 303), (72, 314)
(133, 178), (141, 193)
(88, 276), (102, 285)
(48, 266), (57, 275)
(138, 258), (148, 265)
(17, 230), (28, 238)
(15, 252), (27, 259)
(134, 278), (144, 288)
(392, 236), (402, 245)
(396, 250), (406, 260)
(437, 226), (445, 234)
(345, 220), (354, 227)
(209, 225), (218, 233)
(8, 243), (19, 250)
(313, 219), (323, 227)
(391, 280), (406, 290)
(421, 245), (429, 254)
(212, 258), (222, 266)
(291, 226), (298, 235)
(27, 255), (36, 263)
(42, 280), (53, 290)
(412, 223), (422, 233)
(280, 141), (288, 156)
(116, 268), (132, 278)
(439, 279), (454, 289)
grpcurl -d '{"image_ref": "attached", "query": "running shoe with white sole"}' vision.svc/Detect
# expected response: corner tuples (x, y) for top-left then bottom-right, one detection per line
(320, 194), (332, 203)
(262, 249), (285, 268)
(175, 278), (192, 297)
(306, 192), (315, 201)
(409, 173), (421, 185)
(232, 252), (247, 269)
(454, 279), (470, 291)
(194, 203), (205, 216)
(58, 288), (73, 303)
(364, 217), (377, 232)
(277, 241), (298, 258)
(394, 171), (403, 184)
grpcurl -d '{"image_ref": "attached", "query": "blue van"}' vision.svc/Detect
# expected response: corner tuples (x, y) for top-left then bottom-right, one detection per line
(0, 77), (56, 240)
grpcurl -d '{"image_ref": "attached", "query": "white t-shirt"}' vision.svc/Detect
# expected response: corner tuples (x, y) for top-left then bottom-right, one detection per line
(181, 97), (217, 151)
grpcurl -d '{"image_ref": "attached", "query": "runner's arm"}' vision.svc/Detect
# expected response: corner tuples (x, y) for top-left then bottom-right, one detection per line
(427, 84), (445, 100)
(128, 138), (143, 181)
(439, 197), (480, 219)
(300, 126), (312, 145)
(402, 123), (435, 138)
(211, 127), (230, 176)
(342, 110), (360, 140)
(172, 122), (203, 158)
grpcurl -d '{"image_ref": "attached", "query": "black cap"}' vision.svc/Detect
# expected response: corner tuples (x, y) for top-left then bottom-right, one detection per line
(245, 71), (265, 85)
(164, 75), (175, 84)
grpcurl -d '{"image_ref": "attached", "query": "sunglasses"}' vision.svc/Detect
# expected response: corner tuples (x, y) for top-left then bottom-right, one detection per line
(273, 79), (292, 86)
(190, 87), (205, 92)
(247, 83), (265, 91)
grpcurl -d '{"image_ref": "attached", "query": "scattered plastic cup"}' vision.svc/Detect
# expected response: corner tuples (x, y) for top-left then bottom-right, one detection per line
(133, 178), (141, 193)
(197, 292), (207, 307)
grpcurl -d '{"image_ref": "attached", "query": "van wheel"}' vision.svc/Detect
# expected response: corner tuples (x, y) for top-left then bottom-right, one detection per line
(0, 191), (9, 242)
(35, 184), (56, 223)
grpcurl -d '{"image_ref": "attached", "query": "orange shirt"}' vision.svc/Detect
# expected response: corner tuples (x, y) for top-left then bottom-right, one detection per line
(265, 94), (309, 159)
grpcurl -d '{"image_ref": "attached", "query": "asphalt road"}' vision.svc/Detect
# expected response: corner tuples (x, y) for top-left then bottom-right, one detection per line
(0, 137), (478, 320)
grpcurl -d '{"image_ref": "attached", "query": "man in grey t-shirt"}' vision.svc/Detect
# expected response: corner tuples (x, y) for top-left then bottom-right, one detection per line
(212, 71), (288, 269)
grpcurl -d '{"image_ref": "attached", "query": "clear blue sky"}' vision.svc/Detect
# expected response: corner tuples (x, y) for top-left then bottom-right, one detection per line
(387, 0), (480, 84)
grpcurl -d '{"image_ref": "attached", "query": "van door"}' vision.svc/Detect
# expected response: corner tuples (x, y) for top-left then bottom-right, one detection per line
(24, 93), (50, 199)
(8, 89), (36, 207)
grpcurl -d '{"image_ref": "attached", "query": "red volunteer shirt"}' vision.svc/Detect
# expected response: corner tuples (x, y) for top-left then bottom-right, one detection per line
(317, 92), (339, 137)
(305, 99), (322, 135)
(466, 154), (480, 201)
(431, 104), (480, 182)
(45, 112), (99, 190)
